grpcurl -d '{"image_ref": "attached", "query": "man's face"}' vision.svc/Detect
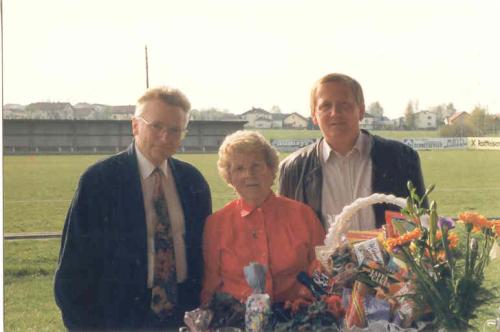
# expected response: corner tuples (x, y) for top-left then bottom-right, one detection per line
(312, 81), (364, 144)
(132, 99), (187, 165)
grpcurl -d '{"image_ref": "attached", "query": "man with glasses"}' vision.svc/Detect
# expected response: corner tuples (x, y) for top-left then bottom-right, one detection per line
(55, 86), (212, 330)
(279, 73), (426, 231)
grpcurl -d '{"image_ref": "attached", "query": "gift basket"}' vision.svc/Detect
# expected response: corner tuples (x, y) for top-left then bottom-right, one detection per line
(181, 182), (498, 331)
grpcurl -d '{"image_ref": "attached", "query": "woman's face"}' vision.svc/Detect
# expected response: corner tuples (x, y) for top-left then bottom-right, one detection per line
(228, 150), (274, 206)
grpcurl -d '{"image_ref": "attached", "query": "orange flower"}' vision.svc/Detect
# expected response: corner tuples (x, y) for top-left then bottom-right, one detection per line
(385, 228), (422, 252)
(491, 220), (500, 237)
(458, 211), (492, 232)
(447, 232), (459, 248)
(435, 231), (459, 249)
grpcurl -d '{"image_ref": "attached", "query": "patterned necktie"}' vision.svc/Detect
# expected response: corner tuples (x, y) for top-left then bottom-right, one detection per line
(150, 167), (177, 319)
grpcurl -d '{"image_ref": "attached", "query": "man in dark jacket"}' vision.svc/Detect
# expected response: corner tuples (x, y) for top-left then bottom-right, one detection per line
(279, 73), (425, 230)
(54, 87), (212, 330)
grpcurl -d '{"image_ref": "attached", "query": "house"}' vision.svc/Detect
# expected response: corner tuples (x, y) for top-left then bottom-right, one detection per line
(414, 110), (437, 129)
(376, 116), (394, 129)
(3, 104), (27, 119)
(446, 111), (470, 125)
(271, 113), (287, 128)
(25, 102), (74, 119)
(109, 105), (135, 120)
(283, 112), (308, 129)
(392, 117), (405, 129)
(73, 107), (97, 120)
(253, 117), (273, 129)
(240, 107), (272, 128)
(360, 113), (375, 130)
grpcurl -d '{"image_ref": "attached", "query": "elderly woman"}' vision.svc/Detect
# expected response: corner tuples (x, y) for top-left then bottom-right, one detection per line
(201, 130), (325, 305)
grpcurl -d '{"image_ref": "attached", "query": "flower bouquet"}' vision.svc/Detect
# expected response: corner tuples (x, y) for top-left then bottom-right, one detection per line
(309, 181), (499, 331)
(383, 182), (498, 330)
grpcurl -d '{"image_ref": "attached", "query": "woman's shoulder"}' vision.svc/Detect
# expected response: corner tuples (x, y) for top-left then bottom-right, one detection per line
(273, 195), (315, 215)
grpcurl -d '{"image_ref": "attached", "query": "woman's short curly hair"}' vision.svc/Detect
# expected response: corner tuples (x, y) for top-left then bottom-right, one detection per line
(217, 130), (280, 185)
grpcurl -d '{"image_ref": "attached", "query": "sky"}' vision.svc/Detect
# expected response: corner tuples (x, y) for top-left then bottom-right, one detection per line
(3, 0), (500, 119)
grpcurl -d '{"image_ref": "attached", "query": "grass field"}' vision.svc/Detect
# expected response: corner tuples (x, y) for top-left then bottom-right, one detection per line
(3, 133), (500, 330)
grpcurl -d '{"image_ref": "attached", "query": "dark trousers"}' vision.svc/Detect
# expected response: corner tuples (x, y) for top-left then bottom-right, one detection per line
(142, 281), (197, 331)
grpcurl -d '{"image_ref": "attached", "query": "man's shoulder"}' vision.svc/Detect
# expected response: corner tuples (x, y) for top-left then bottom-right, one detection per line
(170, 157), (206, 181)
(280, 140), (320, 169)
(82, 150), (132, 179)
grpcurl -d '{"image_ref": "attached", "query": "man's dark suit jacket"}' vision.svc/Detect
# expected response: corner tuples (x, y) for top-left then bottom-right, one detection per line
(279, 130), (427, 228)
(54, 143), (212, 330)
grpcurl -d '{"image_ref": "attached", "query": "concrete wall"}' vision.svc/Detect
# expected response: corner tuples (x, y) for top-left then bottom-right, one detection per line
(3, 119), (246, 154)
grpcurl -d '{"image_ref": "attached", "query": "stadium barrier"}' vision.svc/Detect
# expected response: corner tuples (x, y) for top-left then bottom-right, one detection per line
(271, 137), (500, 152)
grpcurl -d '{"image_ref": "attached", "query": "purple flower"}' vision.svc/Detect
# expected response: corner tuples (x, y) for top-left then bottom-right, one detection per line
(438, 217), (455, 230)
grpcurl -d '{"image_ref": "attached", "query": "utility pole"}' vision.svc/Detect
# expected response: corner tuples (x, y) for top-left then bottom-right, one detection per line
(145, 45), (149, 89)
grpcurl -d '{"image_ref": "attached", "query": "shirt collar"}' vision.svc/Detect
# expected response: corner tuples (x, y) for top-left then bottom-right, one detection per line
(239, 192), (275, 218)
(322, 131), (371, 162)
(135, 145), (168, 180)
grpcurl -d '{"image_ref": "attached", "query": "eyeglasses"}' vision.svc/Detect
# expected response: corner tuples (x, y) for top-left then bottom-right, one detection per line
(136, 116), (188, 139)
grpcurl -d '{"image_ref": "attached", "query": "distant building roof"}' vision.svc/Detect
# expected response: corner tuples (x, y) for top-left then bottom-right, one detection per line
(415, 110), (433, 115)
(110, 105), (135, 114)
(3, 104), (25, 110)
(284, 112), (308, 122)
(26, 102), (73, 112)
(447, 111), (470, 123)
(241, 107), (270, 116)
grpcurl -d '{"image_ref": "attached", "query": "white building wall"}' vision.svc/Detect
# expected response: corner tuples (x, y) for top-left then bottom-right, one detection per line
(415, 111), (437, 129)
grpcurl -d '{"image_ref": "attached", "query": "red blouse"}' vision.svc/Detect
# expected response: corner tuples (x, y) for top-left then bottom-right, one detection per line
(201, 193), (325, 304)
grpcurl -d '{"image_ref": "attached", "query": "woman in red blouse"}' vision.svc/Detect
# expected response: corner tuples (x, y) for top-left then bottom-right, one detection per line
(201, 130), (325, 305)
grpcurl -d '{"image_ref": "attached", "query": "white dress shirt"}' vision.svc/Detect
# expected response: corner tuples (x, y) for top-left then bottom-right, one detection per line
(135, 146), (187, 287)
(321, 132), (376, 231)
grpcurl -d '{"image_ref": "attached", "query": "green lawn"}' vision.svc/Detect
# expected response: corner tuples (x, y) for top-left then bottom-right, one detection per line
(3, 145), (500, 330)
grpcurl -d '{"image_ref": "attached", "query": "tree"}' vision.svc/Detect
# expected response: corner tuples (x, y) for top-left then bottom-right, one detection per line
(429, 104), (447, 126)
(468, 105), (488, 135)
(367, 101), (384, 118)
(439, 122), (477, 137)
(445, 103), (457, 118)
(270, 105), (281, 114)
(404, 101), (416, 130)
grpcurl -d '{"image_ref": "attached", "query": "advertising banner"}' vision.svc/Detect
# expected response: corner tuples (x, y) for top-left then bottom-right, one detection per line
(271, 138), (316, 152)
(400, 137), (468, 150)
(467, 137), (500, 150)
